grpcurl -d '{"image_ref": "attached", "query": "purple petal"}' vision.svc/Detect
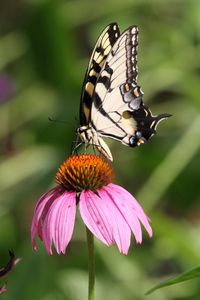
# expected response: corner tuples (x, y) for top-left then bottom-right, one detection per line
(31, 187), (61, 251)
(31, 187), (76, 255)
(42, 191), (76, 255)
(54, 192), (76, 254)
(97, 189), (131, 254)
(104, 184), (153, 243)
(79, 190), (114, 246)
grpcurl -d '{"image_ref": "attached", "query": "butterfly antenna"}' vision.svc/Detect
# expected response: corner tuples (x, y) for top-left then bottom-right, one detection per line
(48, 117), (69, 124)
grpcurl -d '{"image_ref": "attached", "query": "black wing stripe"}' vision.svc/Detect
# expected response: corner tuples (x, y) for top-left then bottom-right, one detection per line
(93, 92), (127, 134)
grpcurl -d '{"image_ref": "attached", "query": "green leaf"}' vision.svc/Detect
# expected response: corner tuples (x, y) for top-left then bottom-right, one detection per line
(146, 266), (200, 295)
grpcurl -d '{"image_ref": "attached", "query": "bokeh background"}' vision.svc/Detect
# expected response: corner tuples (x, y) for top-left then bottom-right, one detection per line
(0, 0), (200, 299)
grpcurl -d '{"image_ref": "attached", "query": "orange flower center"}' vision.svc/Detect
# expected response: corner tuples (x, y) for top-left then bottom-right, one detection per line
(56, 154), (114, 192)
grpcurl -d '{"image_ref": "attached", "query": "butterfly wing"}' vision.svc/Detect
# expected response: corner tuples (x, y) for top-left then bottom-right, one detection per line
(91, 26), (170, 146)
(77, 23), (171, 161)
(80, 23), (120, 126)
(91, 26), (142, 144)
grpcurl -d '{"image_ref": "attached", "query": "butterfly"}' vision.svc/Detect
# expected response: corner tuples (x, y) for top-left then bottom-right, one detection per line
(76, 22), (171, 161)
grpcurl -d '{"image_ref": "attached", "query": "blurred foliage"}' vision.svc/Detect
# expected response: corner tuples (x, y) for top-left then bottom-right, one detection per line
(0, 0), (200, 299)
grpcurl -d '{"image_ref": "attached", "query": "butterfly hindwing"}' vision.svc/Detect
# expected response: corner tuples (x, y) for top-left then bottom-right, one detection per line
(131, 105), (171, 142)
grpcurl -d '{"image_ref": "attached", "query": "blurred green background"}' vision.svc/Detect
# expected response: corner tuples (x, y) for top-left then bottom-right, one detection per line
(0, 0), (200, 299)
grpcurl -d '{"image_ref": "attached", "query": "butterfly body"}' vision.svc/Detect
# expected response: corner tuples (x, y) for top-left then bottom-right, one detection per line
(77, 23), (171, 161)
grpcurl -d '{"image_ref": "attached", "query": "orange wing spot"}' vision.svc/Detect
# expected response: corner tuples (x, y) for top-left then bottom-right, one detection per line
(133, 88), (139, 97)
(125, 83), (130, 92)
(137, 139), (145, 146)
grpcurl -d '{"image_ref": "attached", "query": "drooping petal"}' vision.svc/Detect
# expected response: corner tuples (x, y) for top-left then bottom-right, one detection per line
(42, 191), (76, 255)
(97, 189), (131, 254)
(31, 187), (61, 251)
(54, 192), (76, 254)
(79, 190), (114, 246)
(104, 184), (153, 243)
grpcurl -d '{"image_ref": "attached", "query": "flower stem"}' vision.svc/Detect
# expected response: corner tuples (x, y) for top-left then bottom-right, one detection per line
(86, 227), (95, 300)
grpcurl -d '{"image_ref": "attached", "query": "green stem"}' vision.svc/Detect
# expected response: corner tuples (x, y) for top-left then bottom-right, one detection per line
(86, 227), (95, 300)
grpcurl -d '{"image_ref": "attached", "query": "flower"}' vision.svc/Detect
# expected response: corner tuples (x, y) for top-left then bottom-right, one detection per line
(31, 154), (152, 255)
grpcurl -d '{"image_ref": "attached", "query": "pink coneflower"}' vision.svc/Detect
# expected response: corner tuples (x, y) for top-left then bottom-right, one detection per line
(31, 154), (152, 255)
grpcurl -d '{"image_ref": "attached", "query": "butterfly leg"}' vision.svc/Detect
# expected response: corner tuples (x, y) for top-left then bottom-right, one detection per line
(72, 142), (82, 154)
(71, 132), (85, 155)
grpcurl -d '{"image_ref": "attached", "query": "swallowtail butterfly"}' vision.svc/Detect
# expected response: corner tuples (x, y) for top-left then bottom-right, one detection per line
(76, 23), (171, 161)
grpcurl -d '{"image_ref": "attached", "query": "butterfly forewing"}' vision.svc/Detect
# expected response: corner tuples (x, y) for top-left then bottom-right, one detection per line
(91, 26), (141, 144)
(80, 23), (120, 126)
